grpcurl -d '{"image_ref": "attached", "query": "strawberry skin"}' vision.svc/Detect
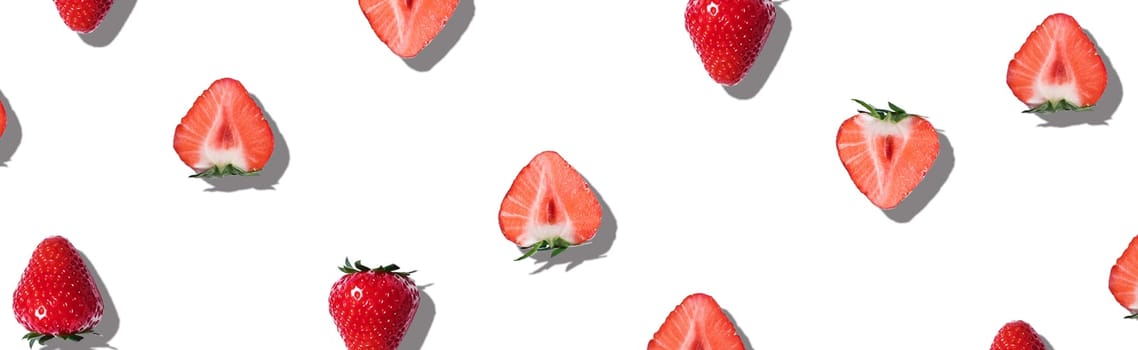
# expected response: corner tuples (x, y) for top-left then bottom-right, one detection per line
(1, 98), (7, 139)
(359, 0), (461, 59)
(12, 236), (104, 347)
(329, 259), (420, 350)
(1007, 13), (1108, 113)
(173, 78), (275, 178)
(648, 293), (745, 350)
(836, 99), (940, 210)
(54, 0), (114, 34)
(498, 151), (603, 261)
(1109, 234), (1138, 317)
(684, 0), (777, 86)
(990, 320), (1045, 350)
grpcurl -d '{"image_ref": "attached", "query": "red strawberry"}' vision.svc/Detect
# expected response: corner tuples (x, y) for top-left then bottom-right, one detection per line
(990, 320), (1045, 350)
(173, 78), (275, 178)
(54, 0), (114, 34)
(1, 98), (7, 139)
(1007, 13), (1108, 113)
(359, 0), (461, 59)
(648, 293), (745, 350)
(498, 151), (603, 261)
(836, 99), (940, 210)
(684, 0), (777, 86)
(1109, 234), (1138, 318)
(329, 259), (420, 350)
(11, 236), (104, 348)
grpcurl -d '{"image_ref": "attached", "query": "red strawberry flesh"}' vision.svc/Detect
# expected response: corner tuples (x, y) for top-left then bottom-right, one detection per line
(648, 293), (746, 350)
(498, 151), (603, 260)
(1006, 13), (1107, 113)
(1110, 234), (1138, 317)
(684, 0), (777, 86)
(359, 0), (460, 58)
(173, 78), (275, 178)
(837, 100), (940, 210)
(12, 236), (104, 346)
(329, 259), (420, 350)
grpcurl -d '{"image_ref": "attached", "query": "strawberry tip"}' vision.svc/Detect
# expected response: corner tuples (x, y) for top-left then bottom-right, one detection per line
(22, 328), (96, 348)
(338, 258), (415, 277)
(515, 237), (574, 261)
(1022, 99), (1095, 114)
(852, 99), (912, 123)
(189, 164), (261, 178)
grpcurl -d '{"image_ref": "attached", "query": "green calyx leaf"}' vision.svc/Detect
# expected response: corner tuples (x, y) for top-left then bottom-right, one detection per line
(514, 237), (574, 261)
(1022, 99), (1095, 114)
(189, 164), (261, 178)
(852, 99), (912, 123)
(23, 328), (97, 348)
(1124, 313), (1138, 320)
(338, 257), (415, 277)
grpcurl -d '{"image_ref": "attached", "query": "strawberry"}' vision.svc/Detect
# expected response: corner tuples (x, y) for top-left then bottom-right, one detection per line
(684, 0), (777, 86)
(359, 0), (461, 59)
(498, 151), (603, 261)
(836, 99), (940, 210)
(1, 98), (7, 139)
(329, 259), (420, 350)
(54, 0), (114, 34)
(11, 236), (103, 348)
(1109, 234), (1138, 318)
(648, 293), (745, 350)
(990, 320), (1045, 350)
(1007, 13), (1108, 113)
(173, 78), (275, 178)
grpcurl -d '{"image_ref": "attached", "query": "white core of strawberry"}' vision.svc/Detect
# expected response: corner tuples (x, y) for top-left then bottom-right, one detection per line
(514, 177), (579, 247)
(855, 114), (913, 187)
(1031, 78), (1081, 106)
(1029, 45), (1082, 106)
(195, 111), (248, 170)
(197, 148), (247, 170)
(517, 221), (576, 248)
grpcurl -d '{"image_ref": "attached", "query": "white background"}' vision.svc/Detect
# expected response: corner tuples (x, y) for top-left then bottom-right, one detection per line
(0, 0), (1134, 349)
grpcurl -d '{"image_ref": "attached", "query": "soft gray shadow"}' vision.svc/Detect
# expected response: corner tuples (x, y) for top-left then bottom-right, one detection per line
(1035, 30), (1122, 127)
(724, 3), (791, 100)
(0, 89), (23, 166)
(1040, 334), (1055, 350)
(884, 131), (954, 223)
(528, 178), (617, 274)
(78, 0), (137, 47)
(202, 94), (290, 192)
(398, 284), (436, 350)
(404, 0), (475, 72)
(721, 309), (753, 350)
(40, 252), (119, 350)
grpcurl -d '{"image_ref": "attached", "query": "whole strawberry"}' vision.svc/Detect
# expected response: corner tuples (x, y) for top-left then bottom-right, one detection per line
(12, 236), (104, 348)
(990, 320), (1045, 350)
(54, 0), (114, 34)
(329, 259), (420, 350)
(684, 0), (777, 86)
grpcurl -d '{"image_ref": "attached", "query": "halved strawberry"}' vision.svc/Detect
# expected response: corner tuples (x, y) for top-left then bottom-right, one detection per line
(836, 99), (940, 210)
(1007, 13), (1108, 113)
(648, 293), (745, 350)
(498, 151), (602, 261)
(359, 0), (461, 59)
(1109, 234), (1138, 318)
(173, 78), (274, 178)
